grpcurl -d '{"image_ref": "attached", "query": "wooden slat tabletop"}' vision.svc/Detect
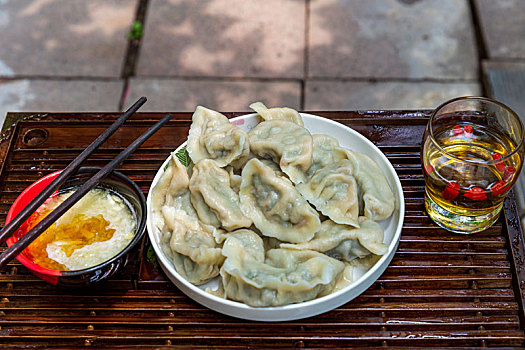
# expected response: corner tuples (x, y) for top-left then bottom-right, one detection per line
(0, 110), (524, 348)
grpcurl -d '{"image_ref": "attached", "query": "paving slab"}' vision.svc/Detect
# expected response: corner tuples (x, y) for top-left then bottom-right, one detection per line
(137, 0), (305, 79)
(0, 0), (137, 78)
(125, 78), (301, 112)
(482, 60), (525, 126)
(0, 79), (123, 128)
(304, 80), (481, 110)
(308, 0), (478, 79)
(475, 0), (525, 59)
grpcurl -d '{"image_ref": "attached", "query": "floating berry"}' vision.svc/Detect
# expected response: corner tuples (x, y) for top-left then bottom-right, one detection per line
(452, 125), (463, 136)
(443, 181), (460, 200)
(424, 164), (434, 175)
(504, 166), (516, 180)
(465, 187), (487, 201)
(492, 152), (506, 172)
(463, 124), (473, 137)
(490, 180), (508, 196)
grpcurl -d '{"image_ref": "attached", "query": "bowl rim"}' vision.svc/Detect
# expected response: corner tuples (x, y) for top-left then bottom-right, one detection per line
(5, 166), (147, 277)
(146, 112), (405, 319)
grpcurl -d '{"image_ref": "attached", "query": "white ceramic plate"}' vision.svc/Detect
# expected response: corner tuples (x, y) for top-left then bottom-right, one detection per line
(146, 113), (404, 321)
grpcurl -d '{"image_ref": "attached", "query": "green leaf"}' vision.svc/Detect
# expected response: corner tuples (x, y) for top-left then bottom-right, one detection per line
(127, 21), (143, 39)
(146, 244), (157, 263)
(174, 145), (189, 167)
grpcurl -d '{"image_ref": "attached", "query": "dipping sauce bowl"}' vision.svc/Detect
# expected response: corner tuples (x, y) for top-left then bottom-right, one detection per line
(5, 167), (146, 287)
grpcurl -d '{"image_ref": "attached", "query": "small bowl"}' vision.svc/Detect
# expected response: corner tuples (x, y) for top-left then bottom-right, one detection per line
(6, 167), (146, 287)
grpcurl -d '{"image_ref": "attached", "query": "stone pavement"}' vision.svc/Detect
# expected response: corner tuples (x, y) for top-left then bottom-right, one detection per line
(0, 0), (523, 127)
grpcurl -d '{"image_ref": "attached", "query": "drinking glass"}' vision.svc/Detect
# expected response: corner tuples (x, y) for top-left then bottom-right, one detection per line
(422, 97), (524, 233)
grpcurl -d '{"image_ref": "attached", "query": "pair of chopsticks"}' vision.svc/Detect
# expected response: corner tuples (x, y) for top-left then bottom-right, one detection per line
(0, 96), (172, 269)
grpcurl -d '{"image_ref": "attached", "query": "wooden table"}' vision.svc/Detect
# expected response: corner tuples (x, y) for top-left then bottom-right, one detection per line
(0, 111), (524, 348)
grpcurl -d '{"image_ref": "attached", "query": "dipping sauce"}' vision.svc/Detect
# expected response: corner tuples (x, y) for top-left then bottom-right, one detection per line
(21, 188), (136, 271)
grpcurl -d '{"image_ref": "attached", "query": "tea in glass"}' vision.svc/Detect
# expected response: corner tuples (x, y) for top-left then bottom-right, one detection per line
(422, 97), (524, 233)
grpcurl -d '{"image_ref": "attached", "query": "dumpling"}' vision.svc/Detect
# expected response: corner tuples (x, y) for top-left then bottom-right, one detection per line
(249, 101), (304, 126)
(151, 153), (195, 232)
(281, 217), (388, 262)
(321, 263), (354, 296)
(160, 211), (225, 285)
(223, 229), (266, 262)
(297, 159), (359, 227)
(187, 106), (250, 169)
(307, 134), (347, 178)
(189, 159), (252, 231)
(239, 158), (321, 243)
(152, 155), (224, 285)
(343, 149), (395, 221)
(248, 120), (313, 184)
(220, 230), (345, 307)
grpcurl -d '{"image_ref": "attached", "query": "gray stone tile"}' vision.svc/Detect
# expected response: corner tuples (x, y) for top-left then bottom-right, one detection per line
(125, 78), (301, 112)
(137, 0), (305, 79)
(0, 0), (137, 78)
(304, 80), (481, 110)
(482, 60), (525, 123)
(475, 0), (525, 59)
(308, 0), (478, 79)
(0, 79), (123, 127)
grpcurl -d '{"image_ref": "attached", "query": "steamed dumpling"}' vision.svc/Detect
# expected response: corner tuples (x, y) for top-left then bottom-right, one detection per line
(297, 159), (359, 228)
(160, 211), (225, 285)
(281, 217), (388, 262)
(307, 134), (347, 178)
(152, 155), (224, 285)
(187, 106), (250, 169)
(248, 120), (313, 184)
(151, 154), (196, 233)
(249, 101), (304, 126)
(323, 263), (355, 296)
(239, 158), (320, 243)
(220, 230), (345, 307)
(344, 149), (395, 221)
(189, 159), (252, 231)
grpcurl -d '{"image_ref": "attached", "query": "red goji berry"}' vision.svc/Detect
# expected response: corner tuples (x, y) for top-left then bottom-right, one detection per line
(490, 180), (508, 196)
(504, 166), (516, 180)
(452, 125), (463, 136)
(463, 124), (473, 137)
(492, 152), (506, 172)
(465, 187), (487, 201)
(442, 181), (460, 200)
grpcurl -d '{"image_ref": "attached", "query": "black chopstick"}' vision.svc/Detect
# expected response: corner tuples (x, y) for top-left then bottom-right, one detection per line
(0, 97), (147, 244)
(0, 113), (173, 269)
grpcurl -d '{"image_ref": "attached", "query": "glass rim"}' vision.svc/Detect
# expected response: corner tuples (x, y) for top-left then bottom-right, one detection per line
(429, 96), (525, 165)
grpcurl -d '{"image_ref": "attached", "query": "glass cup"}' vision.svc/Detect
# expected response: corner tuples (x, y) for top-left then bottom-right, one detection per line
(422, 96), (525, 234)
